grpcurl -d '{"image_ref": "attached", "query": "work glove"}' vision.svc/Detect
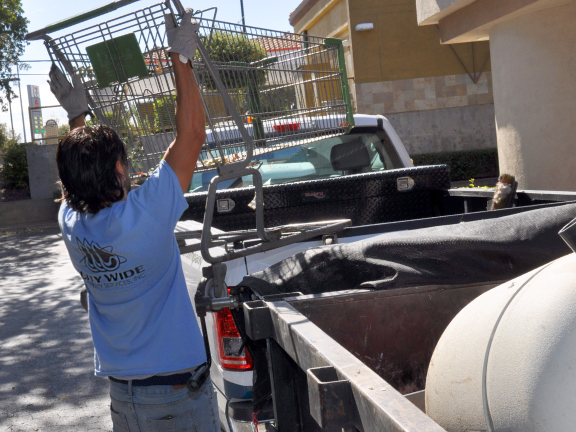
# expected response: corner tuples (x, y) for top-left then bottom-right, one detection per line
(165, 9), (200, 64)
(48, 64), (89, 121)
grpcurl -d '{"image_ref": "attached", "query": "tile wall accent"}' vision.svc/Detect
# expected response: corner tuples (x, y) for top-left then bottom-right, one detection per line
(355, 72), (493, 115)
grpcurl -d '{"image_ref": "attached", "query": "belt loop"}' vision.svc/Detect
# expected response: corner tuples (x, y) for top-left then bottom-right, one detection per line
(128, 380), (133, 402)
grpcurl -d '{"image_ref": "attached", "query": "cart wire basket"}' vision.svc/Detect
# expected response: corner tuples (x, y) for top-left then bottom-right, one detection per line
(27, 0), (354, 262)
(27, 0), (354, 175)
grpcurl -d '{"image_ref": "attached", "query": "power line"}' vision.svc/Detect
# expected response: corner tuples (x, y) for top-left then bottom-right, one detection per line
(0, 60), (52, 64)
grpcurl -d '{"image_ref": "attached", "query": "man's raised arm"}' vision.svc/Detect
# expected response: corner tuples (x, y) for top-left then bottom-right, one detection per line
(163, 11), (206, 193)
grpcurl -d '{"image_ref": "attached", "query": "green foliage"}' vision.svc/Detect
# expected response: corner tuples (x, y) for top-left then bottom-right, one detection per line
(0, 0), (29, 110)
(259, 87), (297, 116)
(466, 178), (495, 190)
(58, 123), (70, 137)
(1, 142), (31, 188)
(412, 148), (499, 182)
(0, 123), (17, 158)
(201, 31), (267, 90)
(102, 111), (132, 136)
(88, 110), (134, 138)
(73, 65), (94, 80)
(0, 123), (13, 152)
(152, 96), (176, 132)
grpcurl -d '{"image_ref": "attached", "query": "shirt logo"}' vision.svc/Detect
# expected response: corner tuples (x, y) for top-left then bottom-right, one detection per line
(77, 238), (127, 273)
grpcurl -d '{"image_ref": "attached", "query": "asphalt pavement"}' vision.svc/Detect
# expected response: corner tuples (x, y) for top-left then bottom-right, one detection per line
(0, 225), (111, 432)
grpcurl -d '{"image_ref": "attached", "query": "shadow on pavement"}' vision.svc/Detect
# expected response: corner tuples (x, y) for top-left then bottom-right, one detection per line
(0, 227), (111, 431)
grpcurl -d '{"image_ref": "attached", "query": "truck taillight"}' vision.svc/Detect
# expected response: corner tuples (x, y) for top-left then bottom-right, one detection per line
(215, 307), (253, 370)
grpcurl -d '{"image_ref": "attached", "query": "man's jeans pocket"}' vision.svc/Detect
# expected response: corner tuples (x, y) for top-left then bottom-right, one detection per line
(110, 404), (130, 432)
(145, 409), (198, 431)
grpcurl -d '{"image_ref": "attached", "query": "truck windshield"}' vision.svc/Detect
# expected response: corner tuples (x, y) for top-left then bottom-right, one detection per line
(189, 129), (403, 193)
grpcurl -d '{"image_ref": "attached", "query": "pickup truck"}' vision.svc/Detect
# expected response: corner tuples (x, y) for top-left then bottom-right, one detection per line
(178, 196), (576, 432)
(175, 114), (576, 431)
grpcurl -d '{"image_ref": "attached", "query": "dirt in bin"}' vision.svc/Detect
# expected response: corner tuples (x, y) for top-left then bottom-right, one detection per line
(359, 353), (427, 395)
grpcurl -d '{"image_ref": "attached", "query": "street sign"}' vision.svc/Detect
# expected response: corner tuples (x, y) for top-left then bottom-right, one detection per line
(27, 85), (44, 136)
(46, 119), (58, 145)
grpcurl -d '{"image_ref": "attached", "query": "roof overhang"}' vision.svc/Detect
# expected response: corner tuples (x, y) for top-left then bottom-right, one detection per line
(290, 0), (321, 27)
(416, 0), (573, 43)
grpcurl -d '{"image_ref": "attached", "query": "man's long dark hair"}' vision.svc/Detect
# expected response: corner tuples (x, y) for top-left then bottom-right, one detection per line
(57, 124), (128, 215)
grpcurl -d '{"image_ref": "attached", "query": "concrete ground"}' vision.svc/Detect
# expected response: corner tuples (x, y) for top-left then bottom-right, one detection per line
(0, 225), (111, 432)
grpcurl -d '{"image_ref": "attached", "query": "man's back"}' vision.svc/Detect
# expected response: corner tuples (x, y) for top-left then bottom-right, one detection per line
(59, 160), (205, 377)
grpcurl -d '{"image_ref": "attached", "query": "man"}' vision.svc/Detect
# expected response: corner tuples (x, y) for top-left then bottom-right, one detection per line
(49, 11), (219, 431)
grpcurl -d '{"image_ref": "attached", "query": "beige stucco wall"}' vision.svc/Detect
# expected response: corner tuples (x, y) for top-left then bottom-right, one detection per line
(490, 2), (576, 190)
(348, 0), (490, 84)
(292, 0), (491, 84)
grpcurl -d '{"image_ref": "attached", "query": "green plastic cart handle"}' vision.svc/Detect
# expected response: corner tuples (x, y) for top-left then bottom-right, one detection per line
(25, 0), (143, 40)
(323, 37), (355, 129)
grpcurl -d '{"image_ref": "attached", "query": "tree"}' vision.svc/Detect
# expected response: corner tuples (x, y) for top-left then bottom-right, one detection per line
(0, 123), (17, 155)
(58, 123), (70, 137)
(200, 31), (267, 90)
(0, 0), (29, 111)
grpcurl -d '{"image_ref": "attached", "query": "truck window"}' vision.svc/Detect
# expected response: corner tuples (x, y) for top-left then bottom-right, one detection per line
(188, 129), (403, 192)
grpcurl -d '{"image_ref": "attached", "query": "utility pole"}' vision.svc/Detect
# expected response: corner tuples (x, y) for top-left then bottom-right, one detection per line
(17, 66), (26, 142)
(7, 80), (15, 139)
(8, 92), (14, 139)
(240, 0), (246, 32)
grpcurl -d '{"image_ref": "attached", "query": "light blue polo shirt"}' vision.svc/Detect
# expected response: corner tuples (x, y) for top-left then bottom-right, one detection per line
(59, 160), (206, 377)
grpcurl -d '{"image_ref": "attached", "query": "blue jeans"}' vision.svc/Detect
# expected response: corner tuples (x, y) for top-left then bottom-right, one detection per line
(109, 377), (219, 432)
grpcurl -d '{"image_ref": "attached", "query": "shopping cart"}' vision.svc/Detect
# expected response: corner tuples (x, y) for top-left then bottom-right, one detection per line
(26, 0), (353, 263)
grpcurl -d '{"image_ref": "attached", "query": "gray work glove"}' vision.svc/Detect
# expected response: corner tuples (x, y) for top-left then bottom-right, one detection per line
(165, 9), (200, 64)
(48, 64), (89, 121)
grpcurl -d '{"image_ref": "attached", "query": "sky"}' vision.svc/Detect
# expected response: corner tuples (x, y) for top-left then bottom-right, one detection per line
(2, 0), (302, 142)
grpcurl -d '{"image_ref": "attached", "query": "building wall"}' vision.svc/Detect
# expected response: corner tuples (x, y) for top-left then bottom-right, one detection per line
(291, 0), (497, 155)
(356, 72), (493, 114)
(356, 71), (496, 154)
(347, 0), (491, 84)
(385, 103), (497, 155)
(490, 2), (576, 190)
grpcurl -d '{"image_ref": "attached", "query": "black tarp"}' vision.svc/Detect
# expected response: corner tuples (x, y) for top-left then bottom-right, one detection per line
(240, 202), (576, 296)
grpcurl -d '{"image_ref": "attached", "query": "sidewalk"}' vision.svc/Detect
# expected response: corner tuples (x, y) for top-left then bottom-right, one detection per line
(0, 227), (110, 431)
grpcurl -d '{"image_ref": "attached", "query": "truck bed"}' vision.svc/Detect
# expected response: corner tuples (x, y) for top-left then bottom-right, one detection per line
(231, 200), (576, 431)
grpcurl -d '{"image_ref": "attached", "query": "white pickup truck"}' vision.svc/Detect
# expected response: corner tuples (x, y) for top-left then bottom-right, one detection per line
(176, 112), (576, 431)
(178, 113), (418, 431)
